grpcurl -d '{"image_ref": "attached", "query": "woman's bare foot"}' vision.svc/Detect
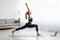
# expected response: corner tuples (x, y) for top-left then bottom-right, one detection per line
(37, 33), (41, 36)
(37, 32), (41, 36)
(12, 30), (15, 35)
(12, 31), (14, 35)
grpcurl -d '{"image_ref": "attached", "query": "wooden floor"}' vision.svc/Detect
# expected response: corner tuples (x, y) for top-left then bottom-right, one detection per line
(0, 28), (60, 40)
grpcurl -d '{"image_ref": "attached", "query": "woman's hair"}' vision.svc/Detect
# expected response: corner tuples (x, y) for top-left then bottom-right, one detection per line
(25, 13), (27, 19)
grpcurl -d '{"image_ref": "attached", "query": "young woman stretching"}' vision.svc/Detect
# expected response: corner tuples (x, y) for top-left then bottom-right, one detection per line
(12, 3), (40, 36)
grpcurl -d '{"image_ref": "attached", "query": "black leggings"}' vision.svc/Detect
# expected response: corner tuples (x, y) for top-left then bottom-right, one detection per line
(16, 23), (38, 32)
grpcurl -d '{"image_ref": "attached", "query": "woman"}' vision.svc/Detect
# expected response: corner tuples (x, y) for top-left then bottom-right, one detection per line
(12, 3), (40, 36)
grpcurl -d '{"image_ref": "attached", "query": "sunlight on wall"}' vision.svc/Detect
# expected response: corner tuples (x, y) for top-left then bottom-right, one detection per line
(18, 0), (60, 27)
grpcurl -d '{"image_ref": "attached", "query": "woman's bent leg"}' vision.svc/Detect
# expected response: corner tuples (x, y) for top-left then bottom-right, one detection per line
(28, 24), (40, 36)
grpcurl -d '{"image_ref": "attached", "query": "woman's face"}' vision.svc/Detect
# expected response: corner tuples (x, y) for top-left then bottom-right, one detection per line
(26, 11), (32, 15)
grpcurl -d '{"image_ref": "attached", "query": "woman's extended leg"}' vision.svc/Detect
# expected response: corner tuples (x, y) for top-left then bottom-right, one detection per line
(12, 25), (27, 35)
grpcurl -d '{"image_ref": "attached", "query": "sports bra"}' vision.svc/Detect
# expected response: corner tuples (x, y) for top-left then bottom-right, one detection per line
(28, 18), (33, 22)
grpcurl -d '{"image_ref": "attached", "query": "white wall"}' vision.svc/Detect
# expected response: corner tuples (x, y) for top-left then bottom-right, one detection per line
(0, 0), (19, 19)
(0, 0), (60, 32)
(19, 0), (60, 32)
(40, 0), (60, 32)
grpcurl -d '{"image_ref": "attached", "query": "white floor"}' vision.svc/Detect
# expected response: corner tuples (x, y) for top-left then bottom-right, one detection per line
(0, 28), (60, 40)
